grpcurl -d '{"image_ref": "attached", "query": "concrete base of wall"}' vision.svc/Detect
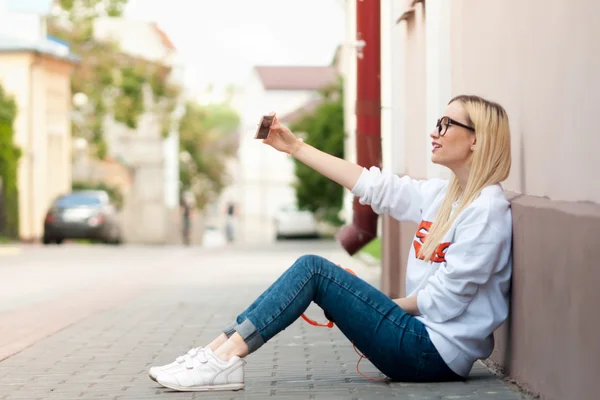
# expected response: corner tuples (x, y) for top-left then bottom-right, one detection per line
(382, 192), (600, 400)
(488, 193), (600, 400)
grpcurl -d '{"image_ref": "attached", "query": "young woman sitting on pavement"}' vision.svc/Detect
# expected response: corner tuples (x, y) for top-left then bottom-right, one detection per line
(148, 94), (513, 392)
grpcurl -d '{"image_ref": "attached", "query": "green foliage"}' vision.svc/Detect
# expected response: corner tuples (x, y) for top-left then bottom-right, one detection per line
(105, 0), (128, 17)
(71, 181), (124, 209)
(150, 71), (166, 98)
(179, 102), (241, 209)
(360, 237), (382, 260)
(114, 67), (145, 129)
(95, 138), (108, 159)
(289, 77), (345, 225)
(49, 0), (181, 160)
(59, 0), (128, 19)
(58, 0), (75, 11)
(0, 85), (22, 238)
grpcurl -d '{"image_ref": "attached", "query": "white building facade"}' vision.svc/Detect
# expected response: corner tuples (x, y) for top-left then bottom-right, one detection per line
(92, 18), (185, 244)
(227, 66), (338, 243)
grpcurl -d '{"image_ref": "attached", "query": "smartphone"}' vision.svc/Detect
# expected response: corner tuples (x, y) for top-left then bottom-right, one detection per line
(254, 114), (274, 139)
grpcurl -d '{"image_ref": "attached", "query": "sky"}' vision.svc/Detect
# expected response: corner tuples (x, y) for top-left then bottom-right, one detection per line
(4, 0), (53, 14)
(125, 0), (346, 100)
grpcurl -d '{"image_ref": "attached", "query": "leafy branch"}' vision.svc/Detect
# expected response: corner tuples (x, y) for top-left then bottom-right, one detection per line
(49, 0), (180, 159)
(289, 77), (345, 225)
(0, 84), (22, 238)
(179, 102), (240, 210)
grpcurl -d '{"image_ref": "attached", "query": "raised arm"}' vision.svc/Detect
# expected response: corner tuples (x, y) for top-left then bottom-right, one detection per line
(263, 115), (446, 222)
(264, 116), (363, 191)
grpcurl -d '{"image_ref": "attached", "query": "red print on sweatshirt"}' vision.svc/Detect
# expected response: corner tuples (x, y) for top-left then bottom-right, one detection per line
(413, 220), (451, 263)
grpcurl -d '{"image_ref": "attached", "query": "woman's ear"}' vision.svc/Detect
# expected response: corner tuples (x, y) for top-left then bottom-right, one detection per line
(470, 137), (477, 151)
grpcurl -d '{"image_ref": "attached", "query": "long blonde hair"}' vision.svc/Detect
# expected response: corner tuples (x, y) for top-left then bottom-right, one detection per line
(418, 95), (512, 262)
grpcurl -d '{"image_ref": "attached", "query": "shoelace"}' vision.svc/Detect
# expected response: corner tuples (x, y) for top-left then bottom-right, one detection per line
(301, 266), (388, 382)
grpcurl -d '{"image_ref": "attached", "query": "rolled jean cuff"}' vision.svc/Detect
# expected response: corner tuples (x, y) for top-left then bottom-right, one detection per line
(235, 318), (265, 354)
(222, 322), (237, 338)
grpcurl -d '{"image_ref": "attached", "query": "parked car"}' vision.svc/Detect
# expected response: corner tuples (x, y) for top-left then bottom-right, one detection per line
(274, 204), (319, 240)
(43, 190), (122, 245)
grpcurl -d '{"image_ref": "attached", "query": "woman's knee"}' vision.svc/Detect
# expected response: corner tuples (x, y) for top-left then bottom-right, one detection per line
(293, 254), (333, 275)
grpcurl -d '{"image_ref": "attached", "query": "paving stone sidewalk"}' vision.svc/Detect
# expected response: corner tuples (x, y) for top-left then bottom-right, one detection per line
(0, 285), (525, 400)
(0, 242), (527, 399)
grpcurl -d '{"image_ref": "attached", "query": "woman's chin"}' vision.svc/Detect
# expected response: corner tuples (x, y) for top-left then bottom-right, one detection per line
(431, 156), (450, 169)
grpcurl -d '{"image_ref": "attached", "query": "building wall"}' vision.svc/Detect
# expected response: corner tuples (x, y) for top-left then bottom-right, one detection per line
(451, 0), (600, 203)
(72, 156), (132, 194)
(231, 69), (320, 243)
(43, 57), (73, 212)
(403, 2), (428, 180)
(93, 18), (172, 64)
(0, 53), (34, 238)
(30, 56), (48, 240)
(90, 19), (183, 244)
(375, 1), (600, 399)
(450, 2), (600, 399)
(341, 0), (357, 225)
(0, 52), (74, 240)
(103, 110), (167, 244)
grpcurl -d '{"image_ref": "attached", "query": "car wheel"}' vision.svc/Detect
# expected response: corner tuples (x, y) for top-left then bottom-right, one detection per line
(55, 238), (64, 245)
(42, 236), (53, 245)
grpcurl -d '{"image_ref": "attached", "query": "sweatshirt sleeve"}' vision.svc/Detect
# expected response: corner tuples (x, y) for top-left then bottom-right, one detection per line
(350, 166), (446, 223)
(416, 222), (505, 323)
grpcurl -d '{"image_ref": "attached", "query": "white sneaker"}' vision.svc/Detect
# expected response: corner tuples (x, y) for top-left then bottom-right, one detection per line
(148, 347), (204, 382)
(156, 349), (245, 392)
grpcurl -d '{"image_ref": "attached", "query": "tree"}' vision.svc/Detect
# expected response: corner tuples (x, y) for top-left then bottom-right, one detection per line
(179, 102), (240, 210)
(57, 0), (129, 20)
(0, 84), (22, 238)
(289, 77), (345, 225)
(49, 0), (180, 159)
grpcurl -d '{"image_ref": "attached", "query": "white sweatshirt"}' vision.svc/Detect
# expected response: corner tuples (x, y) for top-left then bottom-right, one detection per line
(351, 167), (512, 377)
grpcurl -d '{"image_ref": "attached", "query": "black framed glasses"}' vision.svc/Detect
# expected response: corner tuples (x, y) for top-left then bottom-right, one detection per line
(436, 116), (475, 136)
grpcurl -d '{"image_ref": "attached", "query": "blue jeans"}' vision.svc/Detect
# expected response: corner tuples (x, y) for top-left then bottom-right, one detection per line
(222, 254), (461, 382)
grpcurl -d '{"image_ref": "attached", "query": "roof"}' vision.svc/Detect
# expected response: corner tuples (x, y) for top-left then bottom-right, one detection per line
(93, 18), (177, 57)
(152, 22), (176, 50)
(255, 66), (338, 90)
(279, 96), (323, 124)
(0, 35), (80, 63)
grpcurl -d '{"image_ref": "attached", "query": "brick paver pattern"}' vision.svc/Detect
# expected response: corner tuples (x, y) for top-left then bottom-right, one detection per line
(0, 243), (526, 399)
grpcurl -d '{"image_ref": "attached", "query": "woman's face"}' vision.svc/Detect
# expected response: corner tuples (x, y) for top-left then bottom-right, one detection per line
(430, 101), (476, 170)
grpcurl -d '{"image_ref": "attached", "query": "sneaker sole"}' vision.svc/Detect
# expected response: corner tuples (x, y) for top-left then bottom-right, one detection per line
(157, 380), (245, 392)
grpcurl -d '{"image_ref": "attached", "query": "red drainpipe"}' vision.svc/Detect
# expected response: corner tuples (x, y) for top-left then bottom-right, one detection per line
(337, 0), (381, 255)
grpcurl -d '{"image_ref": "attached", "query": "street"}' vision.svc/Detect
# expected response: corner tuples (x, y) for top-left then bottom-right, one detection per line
(0, 241), (525, 399)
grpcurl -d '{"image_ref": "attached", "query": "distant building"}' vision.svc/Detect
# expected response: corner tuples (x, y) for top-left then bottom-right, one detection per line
(339, 2), (600, 399)
(225, 65), (338, 243)
(0, 0), (78, 241)
(81, 17), (186, 244)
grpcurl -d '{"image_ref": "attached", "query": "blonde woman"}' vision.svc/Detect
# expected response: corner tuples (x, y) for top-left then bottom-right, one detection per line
(150, 95), (513, 392)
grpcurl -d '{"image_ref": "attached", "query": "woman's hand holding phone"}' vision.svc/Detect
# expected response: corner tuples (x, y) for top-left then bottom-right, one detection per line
(258, 112), (363, 191)
(260, 114), (303, 155)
